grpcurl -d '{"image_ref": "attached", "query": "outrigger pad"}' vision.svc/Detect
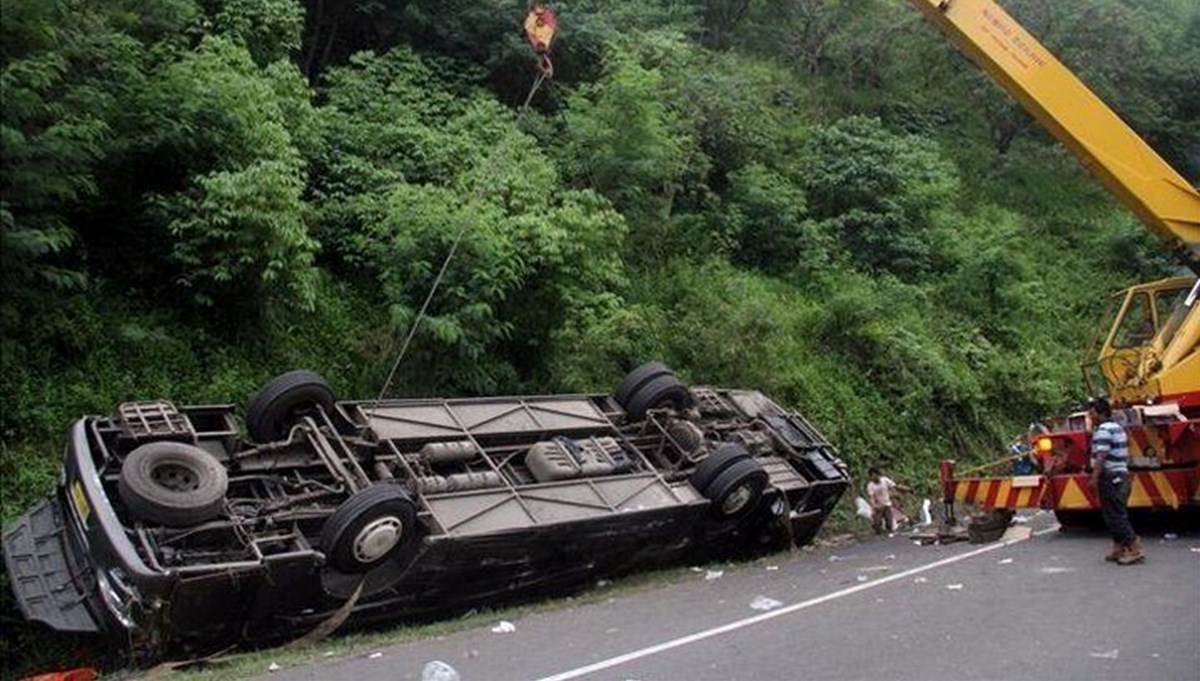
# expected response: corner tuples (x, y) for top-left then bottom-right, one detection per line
(2, 497), (100, 633)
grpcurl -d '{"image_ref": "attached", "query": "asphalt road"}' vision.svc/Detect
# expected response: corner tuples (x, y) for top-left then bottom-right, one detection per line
(260, 515), (1200, 681)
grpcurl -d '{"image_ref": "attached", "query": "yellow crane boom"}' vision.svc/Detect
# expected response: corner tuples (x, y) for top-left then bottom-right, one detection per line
(909, 0), (1200, 270)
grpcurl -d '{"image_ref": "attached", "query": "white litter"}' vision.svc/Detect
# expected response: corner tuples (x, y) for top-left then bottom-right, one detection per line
(690, 566), (704, 573)
(913, 540), (923, 546)
(596, 579), (611, 587)
(913, 577), (929, 584)
(323, 651), (335, 657)
(1190, 547), (1200, 553)
(267, 662), (281, 673)
(919, 498), (933, 527)
(1001, 525), (1033, 541)
(998, 558), (1014, 565)
(605, 627), (620, 634)
(856, 575), (869, 582)
(946, 583), (964, 590)
(766, 565), (779, 571)
(750, 595), (784, 611)
(860, 565), (891, 572)
(422, 660), (461, 681)
(368, 652), (384, 659)
(855, 496), (873, 520)
(1088, 649), (1120, 660)
(491, 621), (516, 634)
(885, 554), (896, 561)
(1039, 566), (1075, 574)
(1164, 533), (1179, 540)
(705, 569), (724, 581)
(467, 650), (479, 658)
(828, 555), (842, 562)
(1012, 514), (1031, 524)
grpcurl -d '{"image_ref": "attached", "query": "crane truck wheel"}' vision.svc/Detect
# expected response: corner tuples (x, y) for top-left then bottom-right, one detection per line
(1054, 510), (1105, 532)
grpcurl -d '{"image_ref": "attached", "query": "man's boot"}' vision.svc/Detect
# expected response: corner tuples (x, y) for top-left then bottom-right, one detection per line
(1117, 537), (1145, 565)
(1105, 542), (1123, 562)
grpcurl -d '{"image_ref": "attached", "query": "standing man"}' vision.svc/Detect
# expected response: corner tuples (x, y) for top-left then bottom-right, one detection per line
(1089, 397), (1143, 565)
(866, 466), (910, 534)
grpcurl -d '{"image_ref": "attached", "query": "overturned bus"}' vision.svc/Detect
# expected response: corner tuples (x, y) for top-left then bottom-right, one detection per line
(3, 363), (848, 659)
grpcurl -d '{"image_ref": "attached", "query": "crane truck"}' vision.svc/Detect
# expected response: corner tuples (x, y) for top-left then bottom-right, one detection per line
(908, 0), (1200, 525)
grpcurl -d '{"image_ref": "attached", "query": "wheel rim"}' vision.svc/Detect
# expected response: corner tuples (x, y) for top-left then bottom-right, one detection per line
(722, 483), (754, 515)
(152, 463), (200, 492)
(352, 516), (403, 564)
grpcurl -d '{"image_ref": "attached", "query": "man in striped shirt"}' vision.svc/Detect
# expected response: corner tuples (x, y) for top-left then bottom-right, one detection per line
(1088, 397), (1143, 565)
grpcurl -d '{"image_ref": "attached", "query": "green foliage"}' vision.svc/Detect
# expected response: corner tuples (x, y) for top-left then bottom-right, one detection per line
(560, 35), (695, 222)
(142, 36), (319, 310)
(212, 0), (305, 65)
(726, 163), (827, 277)
(800, 116), (959, 276)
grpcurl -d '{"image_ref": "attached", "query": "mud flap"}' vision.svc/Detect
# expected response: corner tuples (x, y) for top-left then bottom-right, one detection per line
(2, 496), (100, 633)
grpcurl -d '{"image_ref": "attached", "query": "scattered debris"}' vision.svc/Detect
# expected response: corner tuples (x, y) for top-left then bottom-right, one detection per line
(750, 595), (784, 611)
(1190, 547), (1200, 553)
(913, 577), (929, 584)
(946, 583), (964, 590)
(817, 533), (856, 549)
(368, 652), (384, 659)
(912, 524), (969, 546)
(1011, 515), (1031, 524)
(1039, 566), (1075, 574)
(998, 558), (1014, 565)
(855, 496), (873, 520)
(1088, 649), (1119, 660)
(1001, 525), (1033, 542)
(765, 565), (779, 571)
(856, 575), (869, 582)
(490, 621), (516, 634)
(323, 651), (335, 657)
(1163, 533), (1179, 540)
(423, 660), (461, 681)
(705, 569), (724, 581)
(918, 499), (933, 527)
(267, 662), (282, 673)
(884, 554), (896, 561)
(690, 566), (704, 573)
(596, 579), (611, 587)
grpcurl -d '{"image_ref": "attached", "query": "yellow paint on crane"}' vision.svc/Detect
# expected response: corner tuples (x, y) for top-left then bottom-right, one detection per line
(1014, 486), (1034, 507)
(1130, 471), (1180, 509)
(908, 0), (1200, 265)
(1058, 478), (1092, 509)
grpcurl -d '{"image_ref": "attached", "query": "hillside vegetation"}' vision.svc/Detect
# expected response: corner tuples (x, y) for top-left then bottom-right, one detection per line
(4, 0), (1198, 522)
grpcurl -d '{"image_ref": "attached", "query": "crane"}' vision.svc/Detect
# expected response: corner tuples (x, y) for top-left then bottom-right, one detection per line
(912, 0), (1200, 519)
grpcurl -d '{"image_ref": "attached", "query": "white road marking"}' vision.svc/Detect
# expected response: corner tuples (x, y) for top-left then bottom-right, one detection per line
(534, 526), (1058, 681)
